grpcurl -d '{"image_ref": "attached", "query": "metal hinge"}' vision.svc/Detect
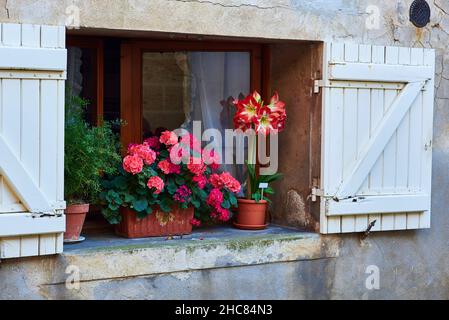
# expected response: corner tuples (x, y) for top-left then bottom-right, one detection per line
(310, 187), (324, 202)
(309, 178), (323, 202)
(314, 80), (325, 94)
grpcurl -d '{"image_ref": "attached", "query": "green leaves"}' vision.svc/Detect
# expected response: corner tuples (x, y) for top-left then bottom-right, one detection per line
(132, 198), (148, 212)
(245, 160), (283, 202)
(159, 197), (172, 213)
(65, 92), (122, 204)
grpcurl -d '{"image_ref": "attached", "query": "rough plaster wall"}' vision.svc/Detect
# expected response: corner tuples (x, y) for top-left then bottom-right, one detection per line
(1, 0), (449, 299)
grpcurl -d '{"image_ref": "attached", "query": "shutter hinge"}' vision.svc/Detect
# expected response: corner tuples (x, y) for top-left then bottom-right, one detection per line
(309, 178), (323, 202)
(314, 80), (324, 94)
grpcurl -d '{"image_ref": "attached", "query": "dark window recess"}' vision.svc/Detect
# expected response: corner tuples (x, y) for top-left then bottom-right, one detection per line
(103, 39), (121, 129)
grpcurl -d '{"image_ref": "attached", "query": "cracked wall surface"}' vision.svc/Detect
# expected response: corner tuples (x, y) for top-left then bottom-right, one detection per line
(1, 0), (449, 299)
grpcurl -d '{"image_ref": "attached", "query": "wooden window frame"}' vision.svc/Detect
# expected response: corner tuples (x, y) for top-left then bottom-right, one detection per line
(66, 36), (104, 126)
(120, 40), (265, 149)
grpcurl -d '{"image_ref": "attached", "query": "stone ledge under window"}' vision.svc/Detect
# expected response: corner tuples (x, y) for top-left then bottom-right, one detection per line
(54, 225), (339, 284)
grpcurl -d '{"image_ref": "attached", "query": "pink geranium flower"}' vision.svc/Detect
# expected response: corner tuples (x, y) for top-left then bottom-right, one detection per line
(190, 218), (201, 227)
(173, 186), (192, 203)
(193, 175), (207, 189)
(160, 131), (178, 146)
(147, 176), (164, 194)
(206, 188), (223, 208)
(187, 160), (207, 176)
(144, 136), (161, 151)
(128, 144), (156, 165)
(157, 159), (171, 175)
(123, 154), (144, 175)
(209, 172), (241, 193)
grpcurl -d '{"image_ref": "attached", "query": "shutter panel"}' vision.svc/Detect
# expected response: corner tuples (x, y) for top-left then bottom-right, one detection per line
(0, 23), (66, 258)
(319, 43), (435, 234)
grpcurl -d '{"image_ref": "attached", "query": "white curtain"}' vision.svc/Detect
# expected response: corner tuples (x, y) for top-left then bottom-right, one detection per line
(183, 52), (250, 193)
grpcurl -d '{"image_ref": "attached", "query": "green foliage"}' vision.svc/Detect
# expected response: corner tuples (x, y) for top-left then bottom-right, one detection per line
(246, 160), (283, 203)
(99, 133), (241, 225)
(64, 92), (122, 204)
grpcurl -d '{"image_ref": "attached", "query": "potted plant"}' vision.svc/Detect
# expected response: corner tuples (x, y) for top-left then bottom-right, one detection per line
(232, 91), (286, 230)
(100, 131), (241, 238)
(64, 94), (121, 242)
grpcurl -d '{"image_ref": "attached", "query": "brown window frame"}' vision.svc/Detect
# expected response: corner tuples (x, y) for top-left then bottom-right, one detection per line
(120, 40), (266, 149)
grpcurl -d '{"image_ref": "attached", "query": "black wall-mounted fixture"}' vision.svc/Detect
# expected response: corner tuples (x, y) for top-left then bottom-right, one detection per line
(410, 0), (431, 28)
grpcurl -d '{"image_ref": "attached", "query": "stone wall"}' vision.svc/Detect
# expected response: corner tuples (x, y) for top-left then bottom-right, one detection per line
(1, 0), (449, 299)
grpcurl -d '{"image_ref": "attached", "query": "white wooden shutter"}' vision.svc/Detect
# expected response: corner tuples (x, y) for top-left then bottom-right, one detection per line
(319, 43), (435, 234)
(0, 23), (66, 258)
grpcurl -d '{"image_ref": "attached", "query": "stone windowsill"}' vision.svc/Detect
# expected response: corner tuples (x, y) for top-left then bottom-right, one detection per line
(56, 225), (339, 284)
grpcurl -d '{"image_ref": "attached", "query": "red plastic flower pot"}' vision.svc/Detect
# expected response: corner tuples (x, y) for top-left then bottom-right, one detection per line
(115, 206), (194, 238)
(64, 204), (89, 241)
(234, 198), (268, 230)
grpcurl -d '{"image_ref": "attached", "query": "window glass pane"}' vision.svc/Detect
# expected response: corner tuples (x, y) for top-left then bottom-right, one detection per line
(141, 51), (250, 136)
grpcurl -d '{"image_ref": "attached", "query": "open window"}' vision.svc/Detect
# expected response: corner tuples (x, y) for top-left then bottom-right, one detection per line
(1, 26), (437, 260)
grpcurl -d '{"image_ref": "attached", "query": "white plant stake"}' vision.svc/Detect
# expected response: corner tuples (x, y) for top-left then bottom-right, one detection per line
(259, 183), (268, 200)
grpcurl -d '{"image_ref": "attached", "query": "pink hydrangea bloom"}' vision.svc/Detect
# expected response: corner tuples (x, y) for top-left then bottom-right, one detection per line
(147, 176), (164, 194)
(159, 131), (178, 146)
(123, 154), (144, 175)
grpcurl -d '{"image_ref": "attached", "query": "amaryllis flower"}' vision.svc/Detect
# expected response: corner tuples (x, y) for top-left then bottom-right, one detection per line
(159, 131), (178, 146)
(123, 154), (144, 175)
(254, 108), (278, 136)
(147, 176), (164, 194)
(233, 90), (286, 135)
(233, 92), (262, 124)
(267, 91), (286, 114)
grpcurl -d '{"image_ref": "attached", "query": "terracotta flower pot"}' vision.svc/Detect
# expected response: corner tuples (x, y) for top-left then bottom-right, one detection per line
(64, 203), (89, 241)
(234, 198), (268, 230)
(116, 206), (194, 238)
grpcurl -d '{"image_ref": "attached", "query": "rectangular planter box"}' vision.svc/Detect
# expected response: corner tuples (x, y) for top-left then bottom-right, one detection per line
(116, 206), (194, 238)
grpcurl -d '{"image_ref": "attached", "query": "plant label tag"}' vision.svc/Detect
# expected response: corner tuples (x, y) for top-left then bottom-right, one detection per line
(259, 183), (268, 189)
